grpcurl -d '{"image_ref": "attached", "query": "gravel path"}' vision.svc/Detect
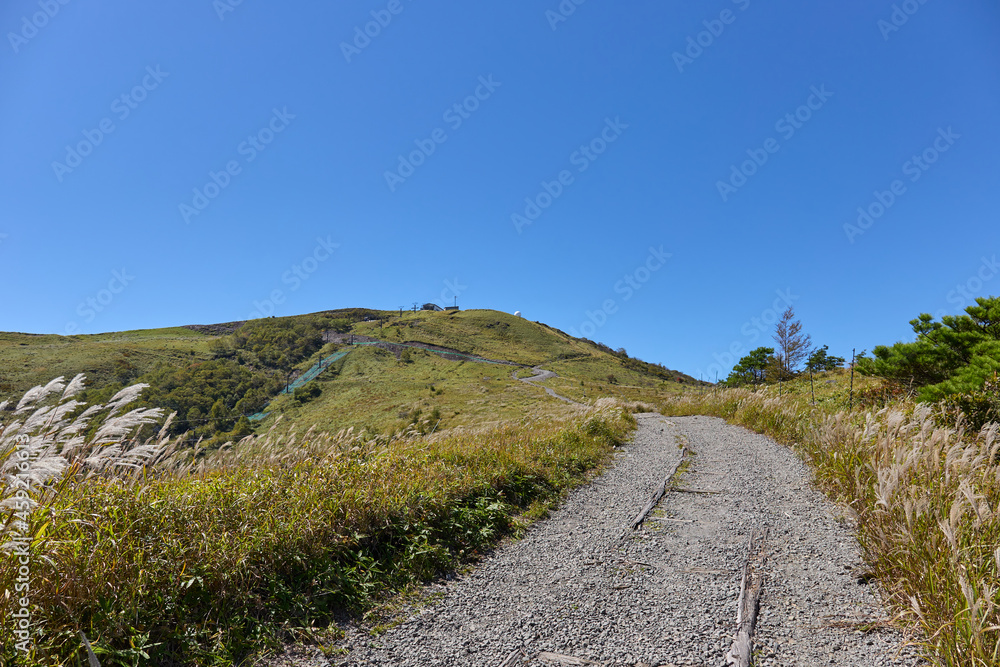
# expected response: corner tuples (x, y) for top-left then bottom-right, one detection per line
(272, 414), (927, 667)
(515, 366), (585, 405)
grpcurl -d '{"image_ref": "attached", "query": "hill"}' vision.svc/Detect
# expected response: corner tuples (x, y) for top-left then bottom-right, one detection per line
(0, 308), (699, 443)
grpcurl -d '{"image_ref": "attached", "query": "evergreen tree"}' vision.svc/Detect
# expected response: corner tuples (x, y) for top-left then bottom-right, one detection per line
(724, 347), (775, 386)
(806, 345), (845, 372)
(860, 296), (1000, 399)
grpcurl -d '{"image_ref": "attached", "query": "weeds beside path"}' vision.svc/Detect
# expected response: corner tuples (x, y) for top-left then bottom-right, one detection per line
(1, 394), (632, 666)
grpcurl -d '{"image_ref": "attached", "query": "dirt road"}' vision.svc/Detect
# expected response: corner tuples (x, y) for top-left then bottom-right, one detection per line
(321, 414), (924, 666)
(270, 414), (925, 667)
(515, 366), (585, 406)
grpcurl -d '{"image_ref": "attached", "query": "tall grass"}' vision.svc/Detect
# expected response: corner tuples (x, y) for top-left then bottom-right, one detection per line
(661, 388), (1000, 666)
(2, 379), (634, 666)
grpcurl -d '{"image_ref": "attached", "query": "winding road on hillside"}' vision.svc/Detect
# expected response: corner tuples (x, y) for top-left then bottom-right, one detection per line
(515, 366), (586, 406)
(269, 415), (925, 667)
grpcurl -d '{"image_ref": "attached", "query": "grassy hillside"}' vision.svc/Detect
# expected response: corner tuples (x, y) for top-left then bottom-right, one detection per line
(0, 308), (698, 442)
(6, 304), (995, 665)
(256, 345), (563, 436)
(352, 309), (586, 366)
(0, 327), (215, 397)
(1, 307), (691, 664)
(246, 309), (699, 437)
(1, 378), (638, 666)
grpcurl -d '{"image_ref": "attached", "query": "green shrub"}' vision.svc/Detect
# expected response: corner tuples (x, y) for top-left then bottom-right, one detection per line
(940, 373), (1000, 432)
(292, 382), (322, 404)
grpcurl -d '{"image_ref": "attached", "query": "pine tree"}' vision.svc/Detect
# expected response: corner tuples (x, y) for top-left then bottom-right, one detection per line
(806, 345), (845, 372)
(724, 347), (775, 386)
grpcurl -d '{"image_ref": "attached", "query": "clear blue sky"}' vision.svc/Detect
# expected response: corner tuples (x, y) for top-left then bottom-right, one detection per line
(2, 0), (998, 381)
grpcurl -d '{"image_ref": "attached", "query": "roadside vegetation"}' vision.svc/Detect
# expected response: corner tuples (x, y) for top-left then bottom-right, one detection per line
(0, 308), (700, 664)
(0, 370), (636, 665)
(664, 297), (1000, 666)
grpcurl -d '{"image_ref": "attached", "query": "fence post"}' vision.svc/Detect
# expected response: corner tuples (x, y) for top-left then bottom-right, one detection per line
(849, 348), (856, 410)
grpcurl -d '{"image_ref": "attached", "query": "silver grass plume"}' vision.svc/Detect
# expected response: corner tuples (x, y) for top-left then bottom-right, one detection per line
(105, 383), (150, 417)
(15, 376), (67, 414)
(61, 373), (86, 401)
(1, 376), (171, 551)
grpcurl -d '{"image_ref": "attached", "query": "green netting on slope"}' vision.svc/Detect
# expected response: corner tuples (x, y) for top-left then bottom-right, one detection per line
(287, 348), (352, 391)
(249, 348), (352, 421)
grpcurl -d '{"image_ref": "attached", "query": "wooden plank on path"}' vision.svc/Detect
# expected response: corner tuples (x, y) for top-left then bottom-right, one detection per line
(623, 447), (689, 536)
(725, 528), (769, 667)
(537, 651), (600, 665)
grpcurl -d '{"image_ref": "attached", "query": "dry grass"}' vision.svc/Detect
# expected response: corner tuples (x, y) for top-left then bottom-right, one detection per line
(1, 379), (635, 666)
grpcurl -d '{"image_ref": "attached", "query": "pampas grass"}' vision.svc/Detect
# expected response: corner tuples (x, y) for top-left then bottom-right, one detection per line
(1, 376), (173, 664)
(1, 376), (169, 507)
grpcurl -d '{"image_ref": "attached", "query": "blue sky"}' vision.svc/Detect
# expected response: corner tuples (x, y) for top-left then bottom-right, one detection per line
(2, 0), (998, 381)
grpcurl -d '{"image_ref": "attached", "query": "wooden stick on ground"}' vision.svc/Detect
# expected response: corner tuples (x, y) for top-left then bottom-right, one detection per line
(622, 447), (689, 538)
(537, 651), (600, 665)
(497, 647), (525, 667)
(726, 528), (769, 667)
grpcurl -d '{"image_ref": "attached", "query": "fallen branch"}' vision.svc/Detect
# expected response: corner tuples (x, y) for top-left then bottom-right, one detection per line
(623, 446), (689, 537)
(537, 652), (600, 665)
(497, 647), (525, 666)
(726, 528), (769, 667)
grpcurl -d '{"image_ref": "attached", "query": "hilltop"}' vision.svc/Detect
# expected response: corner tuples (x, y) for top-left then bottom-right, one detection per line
(0, 308), (700, 443)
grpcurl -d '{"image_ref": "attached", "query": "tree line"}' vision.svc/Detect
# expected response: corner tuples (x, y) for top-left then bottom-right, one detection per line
(79, 314), (361, 446)
(722, 296), (1000, 428)
(722, 307), (844, 387)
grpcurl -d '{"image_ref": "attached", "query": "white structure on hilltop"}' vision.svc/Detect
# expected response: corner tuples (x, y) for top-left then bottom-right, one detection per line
(514, 311), (522, 318)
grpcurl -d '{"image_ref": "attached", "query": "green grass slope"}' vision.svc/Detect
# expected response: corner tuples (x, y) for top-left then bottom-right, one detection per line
(1, 308), (699, 439)
(258, 309), (699, 435)
(353, 309), (584, 365)
(0, 327), (214, 398)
